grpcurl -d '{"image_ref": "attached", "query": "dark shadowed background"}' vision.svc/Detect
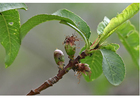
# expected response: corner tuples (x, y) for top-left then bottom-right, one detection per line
(0, 3), (139, 95)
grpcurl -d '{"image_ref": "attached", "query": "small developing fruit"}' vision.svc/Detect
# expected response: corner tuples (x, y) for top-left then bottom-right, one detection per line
(75, 63), (91, 75)
(54, 49), (65, 70)
(64, 34), (79, 59)
(74, 63), (91, 83)
(64, 43), (76, 59)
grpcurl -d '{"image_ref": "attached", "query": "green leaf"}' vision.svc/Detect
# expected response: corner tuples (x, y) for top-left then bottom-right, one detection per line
(53, 9), (91, 40)
(79, 45), (86, 54)
(99, 3), (139, 43)
(116, 20), (139, 69)
(20, 14), (74, 39)
(80, 50), (103, 82)
(100, 49), (125, 86)
(0, 9), (21, 67)
(100, 43), (120, 52)
(97, 16), (110, 35)
(20, 9), (91, 48)
(0, 3), (28, 12)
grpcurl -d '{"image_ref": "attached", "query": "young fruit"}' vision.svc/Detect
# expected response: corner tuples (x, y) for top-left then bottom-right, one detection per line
(64, 34), (79, 59)
(64, 42), (76, 59)
(74, 63), (91, 83)
(75, 63), (91, 75)
(54, 49), (65, 70)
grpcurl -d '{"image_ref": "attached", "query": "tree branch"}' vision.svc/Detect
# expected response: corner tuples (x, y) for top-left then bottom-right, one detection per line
(27, 51), (88, 95)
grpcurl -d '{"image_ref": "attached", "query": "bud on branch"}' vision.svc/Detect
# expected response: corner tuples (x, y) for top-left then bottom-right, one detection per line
(27, 51), (88, 95)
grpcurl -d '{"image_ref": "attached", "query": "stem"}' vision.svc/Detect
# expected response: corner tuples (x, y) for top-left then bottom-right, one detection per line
(27, 51), (88, 95)
(89, 36), (101, 52)
(99, 27), (117, 44)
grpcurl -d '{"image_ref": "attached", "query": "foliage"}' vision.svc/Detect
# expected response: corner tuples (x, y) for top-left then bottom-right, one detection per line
(100, 49), (125, 86)
(0, 3), (27, 12)
(0, 3), (27, 67)
(0, 3), (139, 86)
(20, 9), (91, 48)
(80, 50), (103, 82)
(98, 3), (139, 44)
(97, 16), (110, 36)
(116, 20), (139, 69)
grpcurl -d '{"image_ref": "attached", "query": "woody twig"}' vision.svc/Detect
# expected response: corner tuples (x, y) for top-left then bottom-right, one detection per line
(27, 51), (88, 95)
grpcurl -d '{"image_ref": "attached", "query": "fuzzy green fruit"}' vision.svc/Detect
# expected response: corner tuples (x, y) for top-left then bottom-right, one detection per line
(64, 35), (79, 59)
(54, 49), (65, 70)
(64, 43), (76, 58)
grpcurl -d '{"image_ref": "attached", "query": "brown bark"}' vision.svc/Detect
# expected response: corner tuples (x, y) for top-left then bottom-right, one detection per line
(27, 51), (87, 95)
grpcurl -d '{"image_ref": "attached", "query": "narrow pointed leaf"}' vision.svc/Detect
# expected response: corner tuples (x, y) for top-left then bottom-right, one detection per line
(0, 3), (27, 12)
(0, 9), (21, 67)
(100, 49), (125, 86)
(80, 50), (103, 82)
(100, 3), (139, 43)
(97, 16), (110, 35)
(20, 9), (91, 48)
(52, 9), (91, 40)
(116, 20), (139, 68)
(20, 14), (74, 39)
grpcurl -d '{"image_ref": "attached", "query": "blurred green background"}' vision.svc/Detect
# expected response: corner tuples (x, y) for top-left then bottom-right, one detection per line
(0, 3), (139, 95)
